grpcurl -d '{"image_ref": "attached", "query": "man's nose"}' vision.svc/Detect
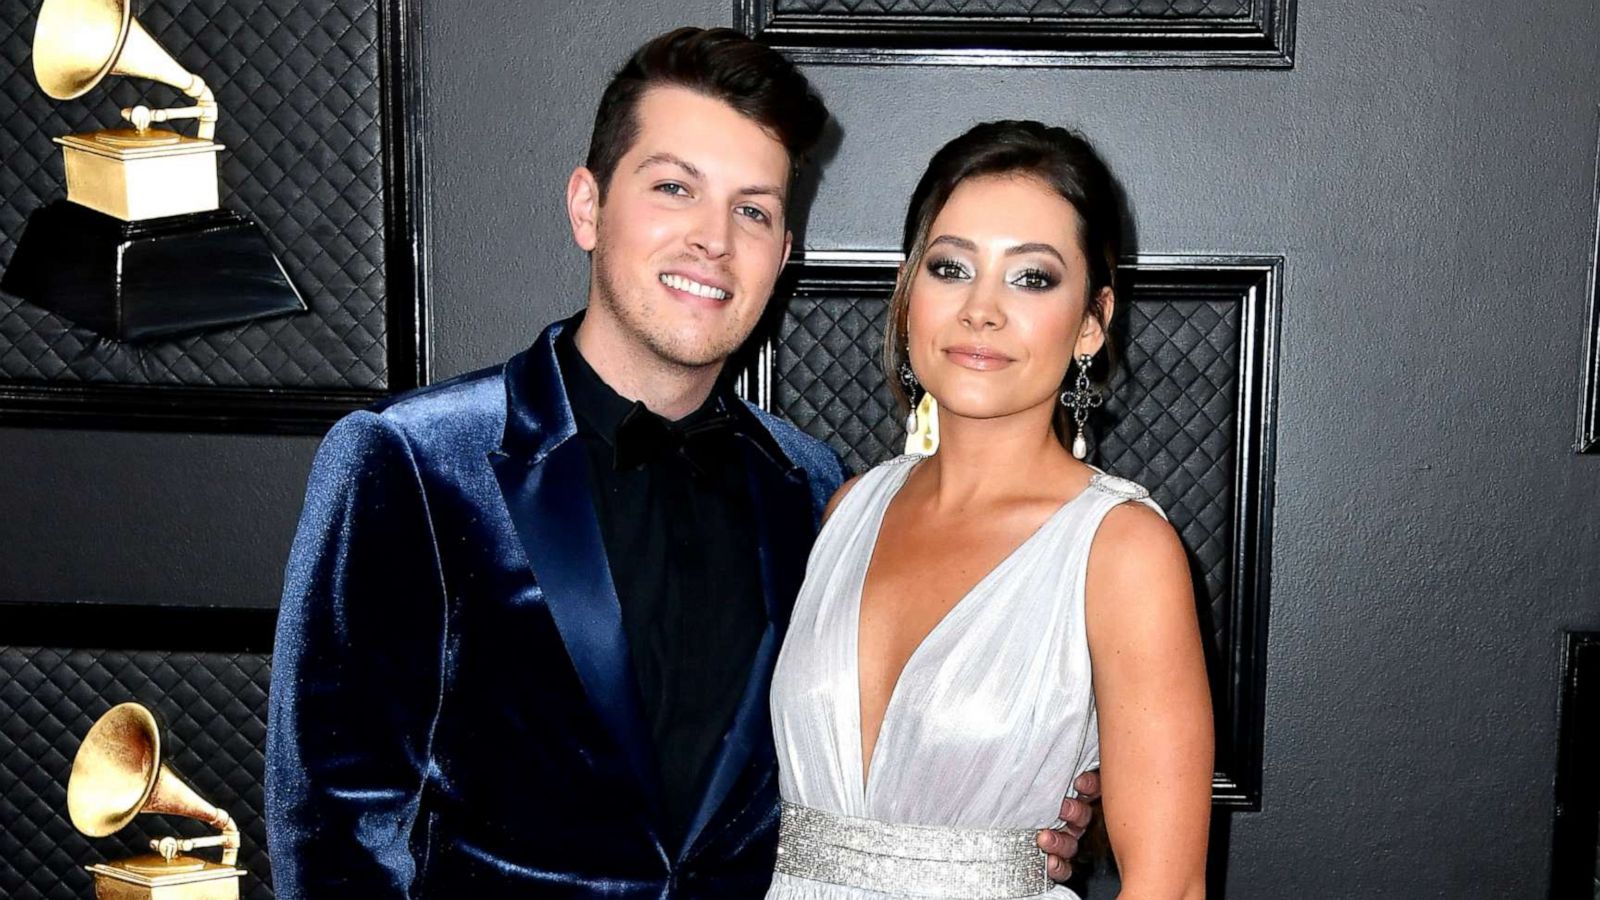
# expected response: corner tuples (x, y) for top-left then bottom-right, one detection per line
(687, 207), (732, 259)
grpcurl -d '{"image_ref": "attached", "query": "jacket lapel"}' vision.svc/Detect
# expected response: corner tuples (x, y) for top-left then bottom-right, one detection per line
(488, 320), (665, 831)
(678, 428), (816, 859)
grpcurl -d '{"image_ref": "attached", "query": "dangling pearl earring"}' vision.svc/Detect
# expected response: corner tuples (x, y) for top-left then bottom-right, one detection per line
(1059, 353), (1103, 460)
(905, 392), (940, 456)
(898, 359), (919, 435)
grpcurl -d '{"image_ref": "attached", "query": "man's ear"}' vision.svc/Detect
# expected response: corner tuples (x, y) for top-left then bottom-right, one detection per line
(1075, 287), (1115, 357)
(781, 229), (793, 271)
(567, 166), (601, 252)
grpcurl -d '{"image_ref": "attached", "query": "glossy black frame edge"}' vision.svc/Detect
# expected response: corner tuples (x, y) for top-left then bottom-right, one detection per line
(744, 252), (1281, 808)
(1551, 631), (1600, 898)
(0, 0), (430, 436)
(737, 0), (1295, 68)
(0, 601), (278, 654)
(1577, 111), (1600, 454)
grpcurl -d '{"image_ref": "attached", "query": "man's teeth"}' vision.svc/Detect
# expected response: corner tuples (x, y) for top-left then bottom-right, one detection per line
(660, 273), (729, 300)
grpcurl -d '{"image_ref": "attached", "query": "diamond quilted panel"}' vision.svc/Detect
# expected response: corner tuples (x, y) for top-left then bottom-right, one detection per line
(770, 0), (1250, 18)
(0, 0), (388, 390)
(0, 647), (274, 900)
(1098, 297), (1240, 636)
(775, 293), (899, 475)
(764, 274), (1245, 669)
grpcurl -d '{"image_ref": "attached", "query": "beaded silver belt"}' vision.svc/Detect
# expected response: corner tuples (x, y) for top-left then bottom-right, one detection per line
(774, 802), (1052, 899)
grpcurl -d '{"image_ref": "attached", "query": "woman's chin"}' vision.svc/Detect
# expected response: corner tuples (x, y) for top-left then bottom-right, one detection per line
(928, 392), (1056, 427)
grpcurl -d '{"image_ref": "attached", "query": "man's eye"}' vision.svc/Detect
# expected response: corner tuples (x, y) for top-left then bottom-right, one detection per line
(737, 205), (771, 224)
(656, 182), (688, 196)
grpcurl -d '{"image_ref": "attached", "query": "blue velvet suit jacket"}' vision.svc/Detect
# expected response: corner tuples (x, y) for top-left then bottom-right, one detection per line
(266, 318), (846, 898)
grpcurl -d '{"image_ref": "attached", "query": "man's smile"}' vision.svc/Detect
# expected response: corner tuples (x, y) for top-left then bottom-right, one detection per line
(659, 271), (732, 302)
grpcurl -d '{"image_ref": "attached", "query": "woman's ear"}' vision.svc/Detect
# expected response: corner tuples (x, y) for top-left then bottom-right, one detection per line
(1075, 287), (1115, 357)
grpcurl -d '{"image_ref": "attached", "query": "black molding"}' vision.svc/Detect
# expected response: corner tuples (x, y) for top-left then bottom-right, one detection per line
(1578, 114), (1600, 454)
(0, 0), (428, 436)
(738, 0), (1295, 68)
(0, 601), (278, 654)
(1552, 632), (1600, 898)
(742, 252), (1281, 808)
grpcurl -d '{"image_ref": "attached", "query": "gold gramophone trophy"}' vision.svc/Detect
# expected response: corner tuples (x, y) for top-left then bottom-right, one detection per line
(68, 702), (245, 900)
(0, 0), (305, 341)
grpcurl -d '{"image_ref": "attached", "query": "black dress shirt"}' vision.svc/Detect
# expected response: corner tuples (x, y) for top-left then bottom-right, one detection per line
(556, 331), (766, 851)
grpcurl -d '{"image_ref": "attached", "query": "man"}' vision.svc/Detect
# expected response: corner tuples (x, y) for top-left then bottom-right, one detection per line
(266, 27), (1093, 898)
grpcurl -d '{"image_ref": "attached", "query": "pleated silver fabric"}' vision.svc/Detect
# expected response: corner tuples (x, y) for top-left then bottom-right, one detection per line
(766, 455), (1162, 900)
(775, 802), (1050, 899)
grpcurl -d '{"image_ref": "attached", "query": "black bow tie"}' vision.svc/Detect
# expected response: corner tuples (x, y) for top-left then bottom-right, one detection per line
(612, 402), (737, 478)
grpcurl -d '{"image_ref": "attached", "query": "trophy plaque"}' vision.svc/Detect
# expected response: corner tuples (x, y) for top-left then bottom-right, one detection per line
(68, 702), (245, 900)
(0, 0), (305, 342)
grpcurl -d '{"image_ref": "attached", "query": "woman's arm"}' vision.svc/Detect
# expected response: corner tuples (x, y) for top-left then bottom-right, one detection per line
(1084, 502), (1214, 900)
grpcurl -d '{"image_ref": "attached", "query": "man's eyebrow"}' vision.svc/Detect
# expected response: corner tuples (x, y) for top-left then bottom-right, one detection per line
(738, 184), (787, 202)
(1005, 242), (1065, 264)
(635, 153), (701, 180)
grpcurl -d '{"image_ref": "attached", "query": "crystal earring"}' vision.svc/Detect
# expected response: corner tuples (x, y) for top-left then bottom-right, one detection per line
(899, 355), (920, 435)
(1059, 353), (1103, 460)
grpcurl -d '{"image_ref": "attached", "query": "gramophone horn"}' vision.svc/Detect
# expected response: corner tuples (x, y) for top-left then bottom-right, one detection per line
(33, 0), (205, 103)
(67, 702), (161, 837)
(67, 702), (234, 843)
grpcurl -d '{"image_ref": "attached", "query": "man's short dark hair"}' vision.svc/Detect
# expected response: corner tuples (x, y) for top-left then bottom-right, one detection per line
(585, 27), (828, 199)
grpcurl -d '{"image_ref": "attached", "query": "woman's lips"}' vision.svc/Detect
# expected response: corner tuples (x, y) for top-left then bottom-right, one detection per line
(942, 345), (1015, 371)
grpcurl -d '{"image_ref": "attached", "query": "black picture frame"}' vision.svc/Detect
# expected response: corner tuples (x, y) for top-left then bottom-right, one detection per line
(1551, 631), (1600, 899)
(0, 600), (280, 900)
(1578, 120), (1600, 454)
(0, 0), (428, 435)
(737, 0), (1296, 68)
(739, 251), (1281, 807)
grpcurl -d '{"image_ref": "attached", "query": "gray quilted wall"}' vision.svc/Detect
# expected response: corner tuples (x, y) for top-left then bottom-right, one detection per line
(3, 0), (1600, 898)
(0, 0), (388, 388)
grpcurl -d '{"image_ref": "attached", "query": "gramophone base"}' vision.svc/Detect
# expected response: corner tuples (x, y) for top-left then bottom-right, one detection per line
(88, 854), (242, 900)
(0, 200), (306, 342)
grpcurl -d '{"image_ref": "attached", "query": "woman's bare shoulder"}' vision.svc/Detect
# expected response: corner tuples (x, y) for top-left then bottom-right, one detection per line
(822, 474), (864, 523)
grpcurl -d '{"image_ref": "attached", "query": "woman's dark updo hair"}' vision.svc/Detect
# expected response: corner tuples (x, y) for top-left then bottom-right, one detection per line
(884, 120), (1126, 450)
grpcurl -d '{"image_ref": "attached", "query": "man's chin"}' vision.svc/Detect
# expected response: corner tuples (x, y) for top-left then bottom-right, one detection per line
(642, 327), (746, 371)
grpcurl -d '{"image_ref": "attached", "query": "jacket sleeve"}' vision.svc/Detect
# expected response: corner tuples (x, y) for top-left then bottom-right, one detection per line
(266, 411), (447, 899)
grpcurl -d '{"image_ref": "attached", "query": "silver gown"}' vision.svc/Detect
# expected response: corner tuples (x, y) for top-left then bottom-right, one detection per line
(766, 455), (1161, 900)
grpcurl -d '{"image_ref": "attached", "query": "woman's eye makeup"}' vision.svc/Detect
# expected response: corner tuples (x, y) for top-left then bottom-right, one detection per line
(925, 255), (1060, 291)
(1009, 267), (1060, 291)
(926, 256), (972, 280)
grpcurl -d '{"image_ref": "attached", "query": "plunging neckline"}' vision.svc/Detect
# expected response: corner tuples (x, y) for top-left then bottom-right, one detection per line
(848, 458), (1100, 805)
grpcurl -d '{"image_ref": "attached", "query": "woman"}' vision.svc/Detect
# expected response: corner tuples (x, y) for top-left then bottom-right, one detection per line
(766, 121), (1214, 899)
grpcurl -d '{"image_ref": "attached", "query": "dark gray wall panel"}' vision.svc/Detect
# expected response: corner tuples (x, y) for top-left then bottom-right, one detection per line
(2, 1), (1599, 898)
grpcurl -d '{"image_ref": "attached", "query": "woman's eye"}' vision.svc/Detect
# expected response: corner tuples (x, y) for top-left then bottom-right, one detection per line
(927, 258), (971, 280)
(1011, 268), (1057, 291)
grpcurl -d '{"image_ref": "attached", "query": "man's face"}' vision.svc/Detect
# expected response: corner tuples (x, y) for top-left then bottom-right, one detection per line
(571, 85), (793, 372)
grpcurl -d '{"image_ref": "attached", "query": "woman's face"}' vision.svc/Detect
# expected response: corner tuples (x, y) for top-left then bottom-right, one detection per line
(905, 173), (1110, 432)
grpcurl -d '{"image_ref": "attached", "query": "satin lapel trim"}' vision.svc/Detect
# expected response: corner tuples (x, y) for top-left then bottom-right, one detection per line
(490, 414), (666, 831)
(679, 441), (813, 859)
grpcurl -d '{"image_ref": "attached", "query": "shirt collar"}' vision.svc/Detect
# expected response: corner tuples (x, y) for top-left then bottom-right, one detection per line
(555, 326), (737, 446)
